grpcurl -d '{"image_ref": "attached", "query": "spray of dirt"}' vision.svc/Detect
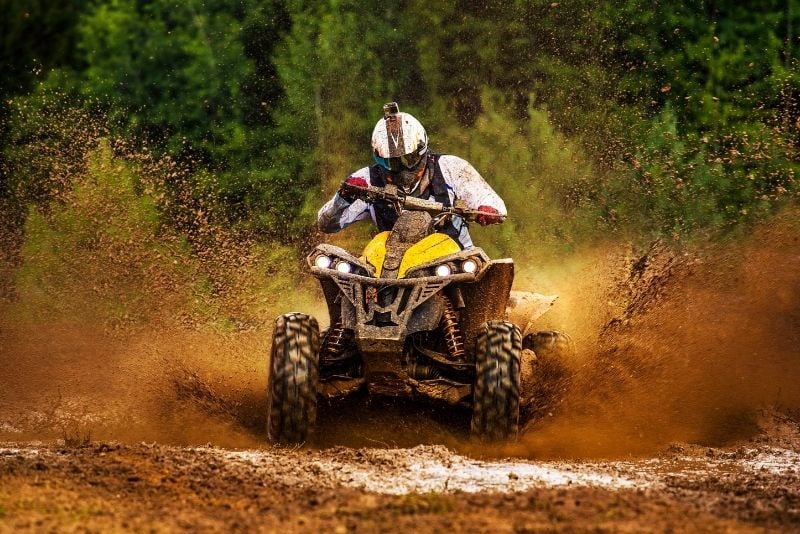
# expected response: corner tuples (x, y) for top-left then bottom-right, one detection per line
(1, 106), (799, 456)
(0, 320), (267, 446)
(6, 215), (797, 458)
(0, 106), (322, 448)
(3, 200), (799, 455)
(500, 210), (800, 458)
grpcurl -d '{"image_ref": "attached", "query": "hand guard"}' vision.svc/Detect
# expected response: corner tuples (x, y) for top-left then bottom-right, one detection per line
(475, 205), (503, 226)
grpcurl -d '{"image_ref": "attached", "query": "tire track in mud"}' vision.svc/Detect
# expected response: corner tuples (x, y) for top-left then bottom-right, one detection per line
(0, 434), (798, 531)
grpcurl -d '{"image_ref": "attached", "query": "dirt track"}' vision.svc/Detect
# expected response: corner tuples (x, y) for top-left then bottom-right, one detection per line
(2, 215), (799, 531)
(1, 426), (799, 532)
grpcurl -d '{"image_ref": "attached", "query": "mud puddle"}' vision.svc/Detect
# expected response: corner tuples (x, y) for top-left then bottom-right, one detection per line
(1, 435), (798, 532)
(212, 443), (800, 495)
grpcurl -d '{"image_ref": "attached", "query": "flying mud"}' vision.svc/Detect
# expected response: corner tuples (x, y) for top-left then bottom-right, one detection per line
(1, 208), (799, 530)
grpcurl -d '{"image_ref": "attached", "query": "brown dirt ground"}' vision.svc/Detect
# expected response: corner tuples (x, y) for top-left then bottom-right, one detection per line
(2, 213), (799, 532)
(1, 425), (799, 533)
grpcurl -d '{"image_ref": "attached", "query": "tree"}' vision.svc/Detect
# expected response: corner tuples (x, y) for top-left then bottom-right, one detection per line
(266, 0), (426, 235)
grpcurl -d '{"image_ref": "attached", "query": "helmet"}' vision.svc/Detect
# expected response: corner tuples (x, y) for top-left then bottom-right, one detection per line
(371, 102), (428, 192)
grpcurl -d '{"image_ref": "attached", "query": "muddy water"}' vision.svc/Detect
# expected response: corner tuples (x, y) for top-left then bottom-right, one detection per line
(1, 433), (798, 531)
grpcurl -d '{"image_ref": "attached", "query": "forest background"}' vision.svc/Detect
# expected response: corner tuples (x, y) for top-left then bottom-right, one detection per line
(1, 0), (798, 329)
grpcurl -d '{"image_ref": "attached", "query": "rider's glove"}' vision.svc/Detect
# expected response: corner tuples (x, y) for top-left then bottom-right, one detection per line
(476, 205), (502, 226)
(338, 176), (368, 202)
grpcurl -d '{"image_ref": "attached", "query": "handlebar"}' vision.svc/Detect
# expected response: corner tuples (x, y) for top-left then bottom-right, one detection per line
(341, 183), (506, 223)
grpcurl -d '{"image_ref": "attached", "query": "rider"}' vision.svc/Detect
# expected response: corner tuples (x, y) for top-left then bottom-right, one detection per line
(317, 102), (506, 249)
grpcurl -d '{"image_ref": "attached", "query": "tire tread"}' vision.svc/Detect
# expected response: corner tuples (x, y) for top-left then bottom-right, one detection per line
(267, 313), (320, 444)
(471, 320), (522, 441)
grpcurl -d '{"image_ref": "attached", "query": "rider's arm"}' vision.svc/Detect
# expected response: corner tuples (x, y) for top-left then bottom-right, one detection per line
(317, 169), (373, 233)
(437, 155), (507, 217)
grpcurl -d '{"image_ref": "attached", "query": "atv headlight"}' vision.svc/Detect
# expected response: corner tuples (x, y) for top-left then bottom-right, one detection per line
(315, 255), (333, 269)
(462, 259), (478, 273)
(309, 245), (374, 277)
(401, 249), (489, 279)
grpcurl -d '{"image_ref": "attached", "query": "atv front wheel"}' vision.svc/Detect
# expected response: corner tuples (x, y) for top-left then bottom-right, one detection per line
(267, 313), (320, 444)
(471, 320), (522, 442)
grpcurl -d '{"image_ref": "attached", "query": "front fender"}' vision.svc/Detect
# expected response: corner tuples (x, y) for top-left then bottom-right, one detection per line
(506, 291), (558, 336)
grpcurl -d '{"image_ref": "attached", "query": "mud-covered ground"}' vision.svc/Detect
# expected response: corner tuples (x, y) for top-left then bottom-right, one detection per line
(1, 214), (799, 531)
(1, 421), (799, 532)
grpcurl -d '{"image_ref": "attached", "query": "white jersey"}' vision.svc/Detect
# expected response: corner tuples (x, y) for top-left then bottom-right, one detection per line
(317, 155), (506, 249)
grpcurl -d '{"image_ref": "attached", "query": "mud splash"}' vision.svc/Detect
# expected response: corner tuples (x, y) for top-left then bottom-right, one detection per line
(508, 210), (800, 458)
(0, 123), (798, 455)
(0, 324), (266, 447)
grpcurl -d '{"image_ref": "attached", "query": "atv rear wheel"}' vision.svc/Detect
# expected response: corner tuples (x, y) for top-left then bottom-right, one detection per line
(523, 330), (574, 360)
(267, 313), (320, 444)
(471, 320), (522, 442)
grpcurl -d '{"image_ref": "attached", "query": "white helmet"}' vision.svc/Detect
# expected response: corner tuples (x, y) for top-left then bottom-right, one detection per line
(371, 102), (428, 174)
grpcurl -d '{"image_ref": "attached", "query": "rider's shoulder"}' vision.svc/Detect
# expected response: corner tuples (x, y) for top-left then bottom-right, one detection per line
(435, 155), (481, 181)
(436, 154), (474, 171)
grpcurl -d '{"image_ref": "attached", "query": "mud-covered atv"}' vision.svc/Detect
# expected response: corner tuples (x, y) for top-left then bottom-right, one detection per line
(267, 183), (569, 444)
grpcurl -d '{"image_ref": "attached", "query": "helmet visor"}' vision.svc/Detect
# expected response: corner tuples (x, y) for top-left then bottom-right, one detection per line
(373, 147), (425, 172)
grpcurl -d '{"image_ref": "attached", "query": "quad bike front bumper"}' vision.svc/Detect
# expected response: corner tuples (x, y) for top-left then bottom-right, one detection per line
(310, 267), (479, 354)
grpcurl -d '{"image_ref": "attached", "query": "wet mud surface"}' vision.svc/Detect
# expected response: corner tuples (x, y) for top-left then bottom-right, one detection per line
(1, 215), (799, 531)
(1, 428), (799, 532)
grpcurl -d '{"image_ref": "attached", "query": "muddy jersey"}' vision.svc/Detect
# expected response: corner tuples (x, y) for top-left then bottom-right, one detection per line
(317, 155), (506, 249)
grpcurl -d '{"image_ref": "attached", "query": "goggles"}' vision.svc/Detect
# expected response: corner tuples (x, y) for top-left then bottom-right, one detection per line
(373, 147), (425, 173)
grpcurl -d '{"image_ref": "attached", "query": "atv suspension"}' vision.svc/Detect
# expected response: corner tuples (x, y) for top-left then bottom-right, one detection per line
(320, 321), (351, 362)
(320, 322), (361, 378)
(441, 296), (466, 360)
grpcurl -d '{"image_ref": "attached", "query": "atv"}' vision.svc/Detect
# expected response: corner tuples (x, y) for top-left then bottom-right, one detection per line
(267, 183), (569, 444)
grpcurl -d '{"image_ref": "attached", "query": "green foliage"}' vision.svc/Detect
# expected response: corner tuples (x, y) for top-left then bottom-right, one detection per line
(631, 107), (798, 236)
(269, 1), (426, 234)
(3, 89), (108, 208)
(436, 91), (609, 258)
(0, 0), (89, 105)
(9, 137), (315, 329)
(0, 0), (93, 230)
(2, 0), (799, 250)
(76, 0), (256, 165)
(11, 140), (197, 328)
(13, 0), (295, 236)
(0, 0), (86, 205)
